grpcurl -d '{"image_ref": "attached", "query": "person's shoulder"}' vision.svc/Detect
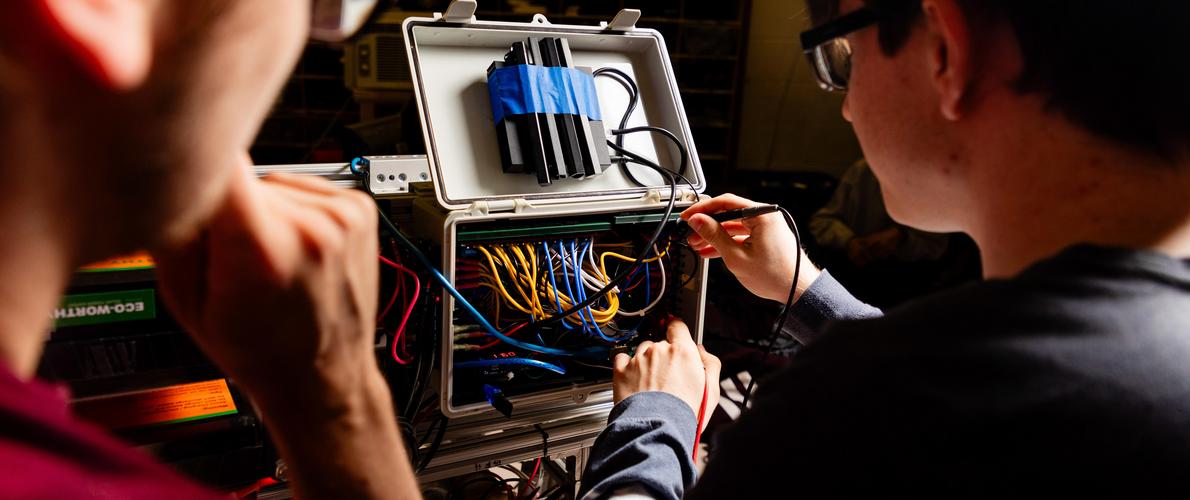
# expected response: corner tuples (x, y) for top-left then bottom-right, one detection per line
(799, 277), (1034, 363)
(814, 243), (1190, 358)
(730, 274), (1190, 495)
(0, 370), (221, 499)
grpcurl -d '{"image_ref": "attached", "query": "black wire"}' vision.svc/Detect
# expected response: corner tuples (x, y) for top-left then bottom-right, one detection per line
(417, 416), (442, 447)
(609, 126), (692, 181)
(451, 473), (515, 500)
(611, 156), (697, 193)
(529, 142), (679, 333)
(518, 424), (550, 499)
(539, 485), (566, 500)
(676, 241), (700, 290)
(534, 424), (549, 458)
(593, 67), (650, 188)
(476, 478), (520, 500)
(400, 241), (438, 422)
(740, 207), (802, 409)
(417, 415), (449, 473)
(398, 417), (419, 466)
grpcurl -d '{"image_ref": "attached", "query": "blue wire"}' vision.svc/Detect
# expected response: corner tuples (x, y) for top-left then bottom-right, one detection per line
(377, 208), (601, 358)
(624, 259), (642, 286)
(571, 240), (597, 336)
(557, 240), (583, 334)
(579, 240), (601, 329)
(579, 239), (624, 344)
(456, 358), (567, 375)
(643, 256), (652, 309)
(543, 241), (573, 331)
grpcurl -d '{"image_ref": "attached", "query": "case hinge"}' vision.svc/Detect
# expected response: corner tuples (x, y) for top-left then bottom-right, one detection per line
(437, 0), (477, 23)
(645, 188), (699, 204)
(466, 198), (532, 216)
(600, 9), (641, 32)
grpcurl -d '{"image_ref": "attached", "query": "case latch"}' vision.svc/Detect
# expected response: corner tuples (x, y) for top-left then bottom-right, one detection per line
(645, 188), (699, 204)
(466, 198), (532, 216)
(601, 9), (641, 32)
(437, 0), (477, 23)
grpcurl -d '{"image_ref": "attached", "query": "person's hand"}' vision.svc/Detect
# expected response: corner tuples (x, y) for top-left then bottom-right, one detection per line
(613, 319), (721, 430)
(682, 194), (819, 303)
(153, 161), (419, 499)
(152, 161), (382, 410)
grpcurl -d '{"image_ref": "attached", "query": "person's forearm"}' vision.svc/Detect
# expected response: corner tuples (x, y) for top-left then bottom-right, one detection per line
(580, 393), (698, 500)
(782, 269), (882, 345)
(255, 362), (418, 499)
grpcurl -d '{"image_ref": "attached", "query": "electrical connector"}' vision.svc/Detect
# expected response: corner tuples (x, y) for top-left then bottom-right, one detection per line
(453, 324), (481, 334)
(484, 384), (514, 418)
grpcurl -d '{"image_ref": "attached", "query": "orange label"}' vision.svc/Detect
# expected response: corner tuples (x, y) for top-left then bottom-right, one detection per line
(73, 379), (238, 429)
(79, 252), (155, 272)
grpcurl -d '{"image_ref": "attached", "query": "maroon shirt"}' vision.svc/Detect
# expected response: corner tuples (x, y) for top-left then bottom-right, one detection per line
(0, 367), (221, 499)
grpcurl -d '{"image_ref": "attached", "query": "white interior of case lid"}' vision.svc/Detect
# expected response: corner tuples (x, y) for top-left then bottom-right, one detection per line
(409, 24), (703, 208)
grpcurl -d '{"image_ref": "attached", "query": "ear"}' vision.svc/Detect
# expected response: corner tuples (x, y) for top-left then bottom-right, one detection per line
(39, 0), (154, 90)
(920, 0), (973, 121)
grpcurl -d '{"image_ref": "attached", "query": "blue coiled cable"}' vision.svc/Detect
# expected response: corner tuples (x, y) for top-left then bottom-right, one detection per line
(456, 358), (567, 375)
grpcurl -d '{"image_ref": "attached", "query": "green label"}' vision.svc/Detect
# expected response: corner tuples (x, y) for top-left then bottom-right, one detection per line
(53, 289), (156, 328)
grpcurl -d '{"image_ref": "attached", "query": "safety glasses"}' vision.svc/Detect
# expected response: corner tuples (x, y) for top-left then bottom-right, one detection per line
(799, 7), (881, 92)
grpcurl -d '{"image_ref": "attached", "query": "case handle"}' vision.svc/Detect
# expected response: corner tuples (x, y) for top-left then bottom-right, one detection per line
(441, 0), (477, 23)
(601, 9), (641, 32)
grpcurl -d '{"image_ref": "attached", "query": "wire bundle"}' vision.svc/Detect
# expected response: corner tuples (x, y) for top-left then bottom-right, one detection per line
(452, 237), (670, 354)
(378, 241), (421, 365)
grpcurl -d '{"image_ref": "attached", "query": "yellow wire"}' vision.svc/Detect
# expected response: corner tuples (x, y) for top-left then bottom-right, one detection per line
(599, 244), (669, 286)
(472, 240), (638, 329)
(475, 246), (534, 316)
(492, 246), (535, 309)
(508, 247), (544, 318)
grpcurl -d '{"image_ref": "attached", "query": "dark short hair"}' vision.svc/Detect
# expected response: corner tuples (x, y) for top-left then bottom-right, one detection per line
(806, 0), (1190, 161)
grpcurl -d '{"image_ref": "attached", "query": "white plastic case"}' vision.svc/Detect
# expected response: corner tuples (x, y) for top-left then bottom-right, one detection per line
(402, 4), (710, 417)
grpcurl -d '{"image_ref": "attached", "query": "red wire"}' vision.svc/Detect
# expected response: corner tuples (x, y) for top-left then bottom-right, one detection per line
(692, 378), (709, 462)
(378, 257), (401, 321)
(523, 457), (543, 499)
(379, 254), (420, 364)
(378, 242), (407, 321)
(232, 477), (278, 499)
(475, 322), (528, 350)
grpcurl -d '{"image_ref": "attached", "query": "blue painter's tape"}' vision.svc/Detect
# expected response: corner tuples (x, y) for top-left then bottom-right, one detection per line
(487, 65), (603, 124)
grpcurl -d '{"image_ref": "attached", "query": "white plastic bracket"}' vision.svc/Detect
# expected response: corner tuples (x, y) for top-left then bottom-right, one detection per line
(531, 13), (551, 25)
(600, 9), (641, 31)
(366, 156), (430, 196)
(466, 198), (532, 216)
(439, 0), (477, 23)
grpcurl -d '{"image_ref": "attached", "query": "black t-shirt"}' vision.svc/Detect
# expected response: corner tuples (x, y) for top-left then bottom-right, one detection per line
(689, 245), (1190, 497)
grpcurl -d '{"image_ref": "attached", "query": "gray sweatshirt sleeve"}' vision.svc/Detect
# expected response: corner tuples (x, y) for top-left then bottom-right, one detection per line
(579, 392), (698, 500)
(781, 269), (883, 345)
(580, 271), (880, 499)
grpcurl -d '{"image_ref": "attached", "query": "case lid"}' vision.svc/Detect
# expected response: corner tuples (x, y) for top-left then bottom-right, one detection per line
(403, 7), (706, 211)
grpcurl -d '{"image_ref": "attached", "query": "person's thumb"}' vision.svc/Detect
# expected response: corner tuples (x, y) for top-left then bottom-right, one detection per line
(687, 214), (743, 260)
